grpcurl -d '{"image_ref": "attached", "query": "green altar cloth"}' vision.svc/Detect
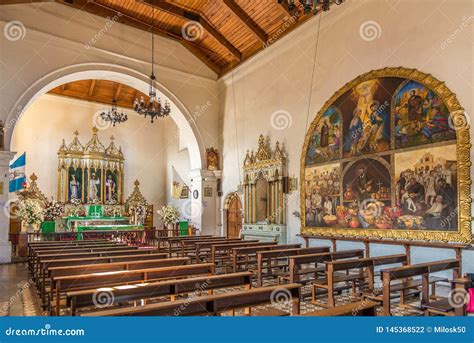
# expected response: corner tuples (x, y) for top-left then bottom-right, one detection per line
(179, 221), (189, 236)
(76, 224), (144, 240)
(65, 216), (128, 231)
(88, 205), (104, 217)
(40, 221), (56, 233)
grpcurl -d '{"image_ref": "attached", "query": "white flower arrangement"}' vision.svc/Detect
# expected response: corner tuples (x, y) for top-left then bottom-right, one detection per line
(18, 199), (44, 226)
(43, 199), (65, 221)
(68, 199), (85, 217)
(157, 204), (180, 226)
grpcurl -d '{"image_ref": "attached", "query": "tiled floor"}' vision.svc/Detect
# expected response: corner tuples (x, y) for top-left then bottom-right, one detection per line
(0, 262), (451, 317)
(0, 263), (41, 316)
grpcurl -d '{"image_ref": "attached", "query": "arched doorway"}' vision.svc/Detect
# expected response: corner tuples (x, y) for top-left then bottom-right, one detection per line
(225, 193), (242, 238)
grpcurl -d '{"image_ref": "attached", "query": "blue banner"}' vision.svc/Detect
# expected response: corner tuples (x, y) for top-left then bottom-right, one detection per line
(9, 152), (26, 193)
(0, 317), (472, 343)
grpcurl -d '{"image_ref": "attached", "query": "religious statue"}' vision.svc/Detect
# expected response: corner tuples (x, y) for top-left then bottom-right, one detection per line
(89, 173), (100, 201)
(105, 173), (116, 201)
(69, 174), (80, 200)
(206, 148), (219, 171)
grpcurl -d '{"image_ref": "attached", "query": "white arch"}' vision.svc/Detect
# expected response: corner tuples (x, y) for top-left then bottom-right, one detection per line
(4, 63), (205, 170)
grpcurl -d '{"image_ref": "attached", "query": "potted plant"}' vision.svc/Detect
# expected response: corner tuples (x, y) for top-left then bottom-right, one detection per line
(157, 204), (180, 236)
(18, 199), (44, 233)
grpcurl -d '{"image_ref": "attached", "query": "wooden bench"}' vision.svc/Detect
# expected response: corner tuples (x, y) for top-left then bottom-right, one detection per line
(47, 257), (189, 314)
(67, 271), (253, 315)
(229, 244), (301, 273)
(422, 277), (472, 316)
(51, 263), (215, 315)
(209, 241), (277, 266)
(380, 258), (459, 315)
(165, 236), (222, 256)
(256, 247), (331, 286)
(303, 300), (379, 316)
(174, 238), (241, 257)
(194, 239), (253, 262)
(284, 249), (365, 284)
(39, 252), (169, 307)
(81, 283), (302, 316)
(34, 247), (158, 283)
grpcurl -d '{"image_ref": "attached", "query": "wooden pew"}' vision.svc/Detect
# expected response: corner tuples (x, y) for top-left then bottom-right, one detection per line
(194, 239), (253, 262)
(34, 246), (155, 281)
(422, 277), (472, 316)
(81, 283), (302, 316)
(229, 244), (301, 273)
(67, 272), (253, 315)
(48, 257), (190, 314)
(303, 301), (379, 316)
(256, 247), (331, 286)
(173, 238), (239, 258)
(39, 252), (168, 306)
(164, 236), (220, 256)
(209, 241), (277, 266)
(380, 259), (459, 316)
(313, 254), (409, 308)
(52, 263), (215, 315)
(285, 249), (365, 284)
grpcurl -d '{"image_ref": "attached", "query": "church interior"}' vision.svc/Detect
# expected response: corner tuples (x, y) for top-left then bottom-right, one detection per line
(0, 0), (473, 318)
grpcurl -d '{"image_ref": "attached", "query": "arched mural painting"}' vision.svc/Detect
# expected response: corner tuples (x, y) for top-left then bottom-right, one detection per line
(300, 67), (471, 243)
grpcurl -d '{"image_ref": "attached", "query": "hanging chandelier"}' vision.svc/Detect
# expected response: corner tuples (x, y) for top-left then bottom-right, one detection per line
(100, 99), (128, 127)
(133, 4), (171, 123)
(278, 0), (343, 16)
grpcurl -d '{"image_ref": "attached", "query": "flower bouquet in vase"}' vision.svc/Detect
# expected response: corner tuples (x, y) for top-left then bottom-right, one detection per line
(157, 204), (180, 236)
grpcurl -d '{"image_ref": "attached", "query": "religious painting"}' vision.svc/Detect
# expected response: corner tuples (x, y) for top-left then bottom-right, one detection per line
(206, 147), (219, 171)
(305, 106), (342, 165)
(180, 186), (189, 199)
(105, 170), (118, 203)
(68, 167), (82, 202)
(394, 145), (457, 231)
(301, 67), (471, 243)
(393, 80), (455, 149)
(341, 79), (392, 157)
(304, 163), (341, 227)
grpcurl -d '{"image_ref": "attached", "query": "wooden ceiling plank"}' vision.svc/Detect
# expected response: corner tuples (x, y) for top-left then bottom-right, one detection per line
(222, 0), (267, 43)
(0, 0), (53, 4)
(56, 0), (221, 75)
(142, 0), (242, 61)
(87, 79), (96, 97)
(114, 83), (123, 101)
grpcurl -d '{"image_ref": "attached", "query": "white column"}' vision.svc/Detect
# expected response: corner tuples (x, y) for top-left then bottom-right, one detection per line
(188, 168), (219, 236)
(0, 151), (16, 264)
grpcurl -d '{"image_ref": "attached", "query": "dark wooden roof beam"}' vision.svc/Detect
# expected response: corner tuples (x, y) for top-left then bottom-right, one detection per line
(222, 0), (267, 43)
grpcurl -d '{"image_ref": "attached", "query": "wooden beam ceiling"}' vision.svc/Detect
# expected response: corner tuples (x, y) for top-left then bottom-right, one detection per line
(142, 0), (242, 61)
(222, 0), (267, 44)
(35, 0), (344, 77)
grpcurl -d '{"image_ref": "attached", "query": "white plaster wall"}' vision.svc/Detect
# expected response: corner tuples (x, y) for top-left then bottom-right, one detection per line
(218, 0), (474, 271)
(10, 94), (191, 229)
(0, 3), (219, 164)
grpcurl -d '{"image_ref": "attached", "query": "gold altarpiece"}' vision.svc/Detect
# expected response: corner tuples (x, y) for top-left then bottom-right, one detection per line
(241, 135), (287, 243)
(57, 127), (125, 204)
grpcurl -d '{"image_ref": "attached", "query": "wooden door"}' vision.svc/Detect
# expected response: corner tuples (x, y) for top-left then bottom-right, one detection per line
(227, 195), (242, 238)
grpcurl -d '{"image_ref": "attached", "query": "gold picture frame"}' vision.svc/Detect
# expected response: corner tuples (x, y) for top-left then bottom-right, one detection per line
(300, 67), (471, 243)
